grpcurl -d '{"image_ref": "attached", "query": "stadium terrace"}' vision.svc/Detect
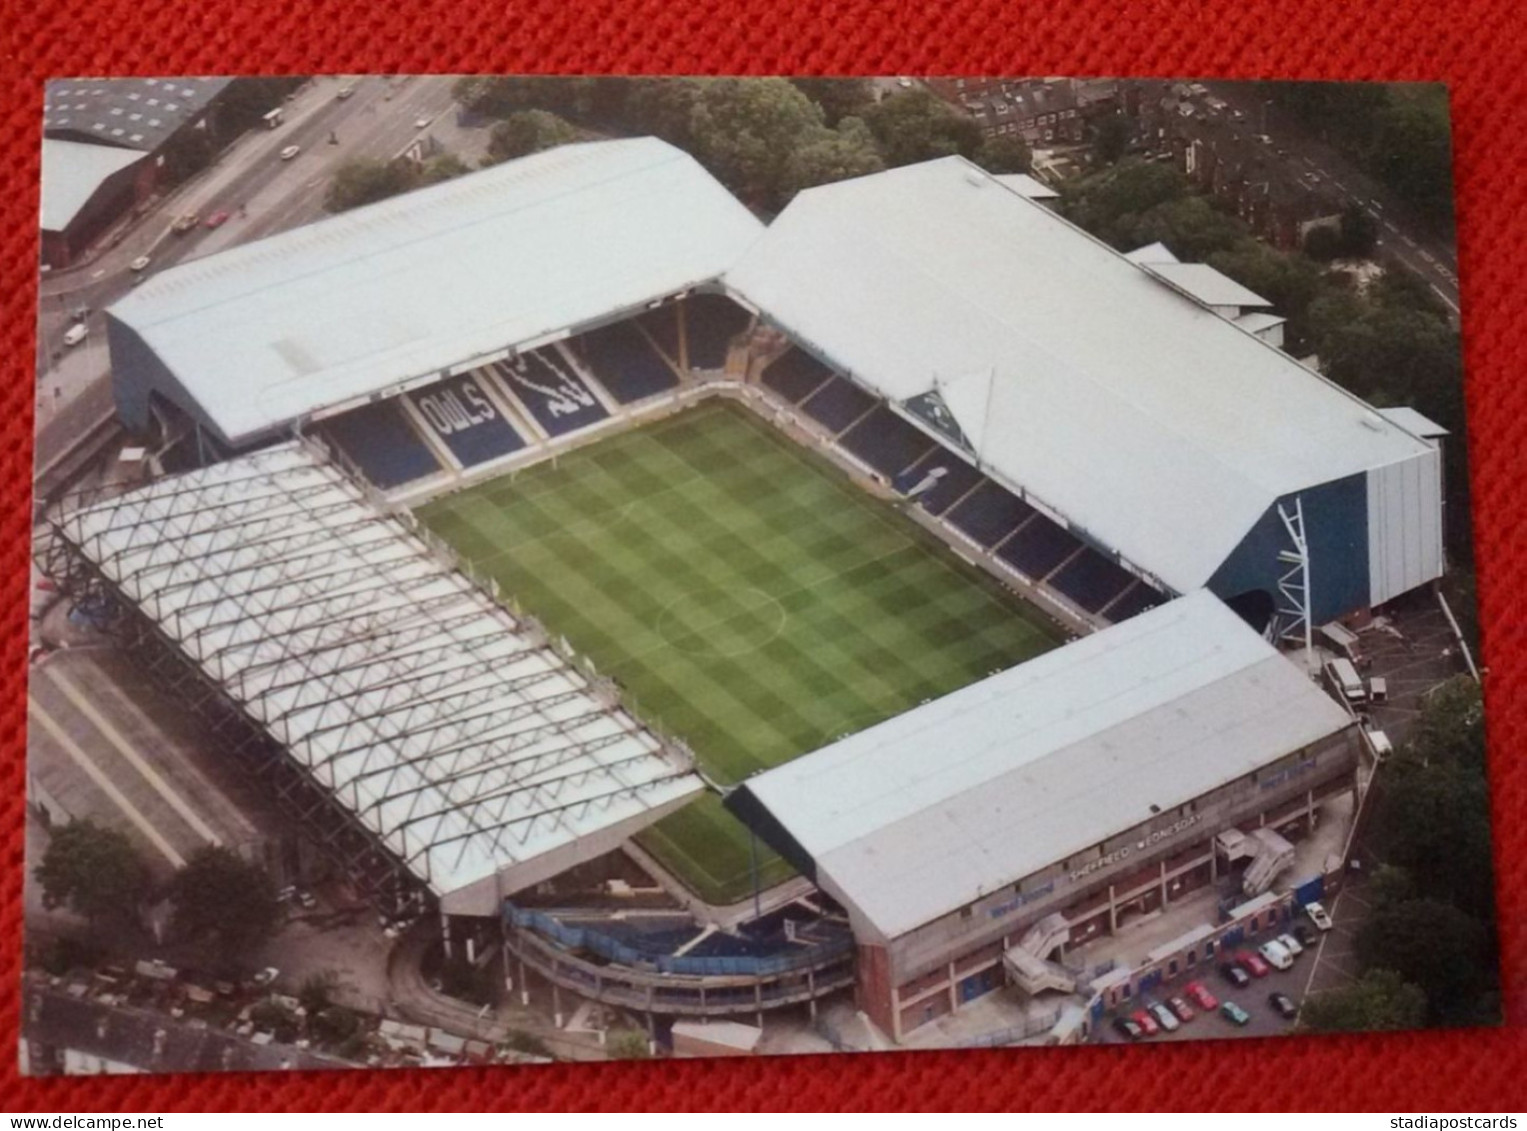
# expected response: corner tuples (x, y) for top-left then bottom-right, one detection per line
(54, 135), (1447, 1044)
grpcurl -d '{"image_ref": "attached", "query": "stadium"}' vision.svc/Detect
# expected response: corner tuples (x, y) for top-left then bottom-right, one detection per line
(46, 135), (1448, 1045)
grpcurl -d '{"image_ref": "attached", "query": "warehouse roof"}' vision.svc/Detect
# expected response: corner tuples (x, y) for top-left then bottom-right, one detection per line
(1138, 261), (1273, 309)
(51, 443), (703, 900)
(730, 590), (1354, 940)
(40, 138), (144, 233)
(109, 138), (764, 444)
(44, 77), (231, 152)
(725, 157), (1433, 592)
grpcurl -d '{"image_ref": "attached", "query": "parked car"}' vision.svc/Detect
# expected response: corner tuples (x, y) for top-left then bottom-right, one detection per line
(1219, 961), (1251, 988)
(1305, 902), (1334, 931)
(204, 209), (231, 229)
(172, 213), (199, 234)
(1167, 995), (1196, 1023)
(1184, 981), (1219, 1011)
(280, 145), (302, 161)
(1236, 949), (1271, 978)
(1146, 1002), (1179, 1033)
(1112, 1016), (1144, 1041)
(129, 254), (151, 272)
(1221, 1001), (1251, 1026)
(1293, 924), (1316, 949)
(1269, 991), (1298, 1020)
(1130, 1009), (1159, 1037)
(63, 323), (88, 347)
(1277, 932), (1305, 957)
(1258, 940), (1295, 972)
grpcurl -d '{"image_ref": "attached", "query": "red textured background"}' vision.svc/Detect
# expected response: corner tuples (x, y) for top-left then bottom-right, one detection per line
(2, 0), (1524, 1111)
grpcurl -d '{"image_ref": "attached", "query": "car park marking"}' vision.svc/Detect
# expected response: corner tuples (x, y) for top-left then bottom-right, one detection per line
(1429, 284), (1460, 314)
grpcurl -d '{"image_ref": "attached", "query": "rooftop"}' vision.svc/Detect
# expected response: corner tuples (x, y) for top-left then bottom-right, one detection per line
(44, 77), (231, 152)
(40, 138), (144, 233)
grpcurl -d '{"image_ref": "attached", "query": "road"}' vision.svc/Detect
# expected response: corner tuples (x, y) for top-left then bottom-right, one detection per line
(1202, 82), (1460, 317)
(34, 74), (473, 437)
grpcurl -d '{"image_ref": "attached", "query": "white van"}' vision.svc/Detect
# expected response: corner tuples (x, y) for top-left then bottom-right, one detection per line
(1324, 657), (1366, 706)
(1258, 939), (1295, 971)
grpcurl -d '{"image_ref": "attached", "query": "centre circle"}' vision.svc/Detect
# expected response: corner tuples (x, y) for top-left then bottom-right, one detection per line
(655, 587), (788, 657)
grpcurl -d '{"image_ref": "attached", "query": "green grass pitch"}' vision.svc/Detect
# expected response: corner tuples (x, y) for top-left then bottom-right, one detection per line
(418, 400), (1062, 904)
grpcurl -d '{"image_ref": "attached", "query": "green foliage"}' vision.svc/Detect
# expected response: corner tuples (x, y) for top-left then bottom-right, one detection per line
(1355, 898), (1493, 1024)
(1339, 203), (1380, 258)
(862, 88), (984, 169)
(167, 846), (280, 953)
(1299, 968), (1428, 1033)
(324, 158), (423, 213)
(34, 820), (149, 928)
(484, 110), (581, 166)
(1089, 111), (1133, 167)
(1368, 863), (1417, 909)
(1302, 223), (1345, 262)
(977, 134), (1032, 176)
(789, 78), (876, 127)
(37, 933), (104, 977)
(1059, 160), (1194, 249)
(779, 123), (886, 201)
(311, 1004), (361, 1046)
(626, 77), (710, 150)
(249, 997), (302, 1044)
(1206, 240), (1326, 327)
(298, 970), (344, 1016)
(418, 153), (471, 186)
(686, 79), (826, 207)
(502, 1029), (553, 1058)
(606, 1029), (651, 1059)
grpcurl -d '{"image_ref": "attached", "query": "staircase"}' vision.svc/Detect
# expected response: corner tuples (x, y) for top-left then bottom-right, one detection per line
(1004, 913), (1076, 996)
(1241, 827), (1296, 896)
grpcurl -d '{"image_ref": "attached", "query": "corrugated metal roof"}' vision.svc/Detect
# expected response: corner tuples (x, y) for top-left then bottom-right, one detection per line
(736, 590), (1353, 940)
(724, 157), (1434, 592)
(44, 77), (231, 152)
(40, 138), (144, 233)
(52, 443), (703, 898)
(109, 138), (764, 445)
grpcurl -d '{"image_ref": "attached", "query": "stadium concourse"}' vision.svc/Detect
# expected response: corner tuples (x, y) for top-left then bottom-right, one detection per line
(60, 135), (1450, 1045)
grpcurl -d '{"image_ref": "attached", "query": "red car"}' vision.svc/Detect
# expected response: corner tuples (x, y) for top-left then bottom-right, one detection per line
(1236, 949), (1272, 977)
(204, 210), (232, 229)
(1184, 981), (1219, 1011)
(1130, 1009), (1159, 1036)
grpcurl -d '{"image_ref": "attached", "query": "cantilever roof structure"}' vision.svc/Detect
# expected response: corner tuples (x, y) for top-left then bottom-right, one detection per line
(109, 137), (765, 445)
(725, 157), (1434, 594)
(40, 139), (144, 233)
(729, 591), (1355, 940)
(50, 443), (703, 907)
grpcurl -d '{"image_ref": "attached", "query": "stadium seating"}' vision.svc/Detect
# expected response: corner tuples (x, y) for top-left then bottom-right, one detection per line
(319, 399), (442, 489)
(684, 293), (753, 369)
(947, 481), (1037, 548)
(490, 351), (609, 437)
(801, 377), (878, 435)
(996, 512), (1083, 580)
(635, 304), (682, 362)
(1101, 581), (1168, 623)
(1046, 545), (1138, 613)
(839, 404), (937, 478)
(761, 347), (836, 404)
(406, 372), (527, 469)
(905, 456), (984, 516)
(570, 320), (680, 404)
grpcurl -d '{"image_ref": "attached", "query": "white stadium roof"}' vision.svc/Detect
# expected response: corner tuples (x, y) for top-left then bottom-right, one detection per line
(51, 443), (703, 904)
(725, 157), (1434, 593)
(1137, 261), (1273, 309)
(41, 138), (144, 233)
(108, 138), (765, 445)
(736, 590), (1354, 941)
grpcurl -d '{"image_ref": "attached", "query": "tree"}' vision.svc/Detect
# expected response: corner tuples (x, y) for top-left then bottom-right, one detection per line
(418, 154), (471, 186)
(311, 1004), (361, 1047)
(626, 77), (709, 150)
(1337, 202), (1380, 258)
(1206, 239), (1326, 333)
(34, 820), (149, 928)
(606, 1029), (651, 1059)
(298, 969), (346, 1016)
(1355, 897), (1492, 1022)
(167, 846), (281, 953)
(324, 158), (420, 213)
(977, 134), (1032, 176)
(790, 78), (876, 127)
(1127, 196), (1246, 261)
(863, 88), (984, 169)
(779, 124), (885, 201)
(687, 79), (826, 207)
(249, 997), (302, 1043)
(1059, 160), (1193, 248)
(1302, 223), (1345, 262)
(484, 111), (581, 166)
(1299, 969), (1428, 1033)
(1089, 111), (1133, 167)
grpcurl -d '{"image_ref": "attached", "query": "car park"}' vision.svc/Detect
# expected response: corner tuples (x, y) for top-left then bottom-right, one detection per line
(280, 145), (302, 161)
(1130, 1009), (1159, 1037)
(129, 254), (151, 272)
(1236, 949), (1271, 977)
(1184, 981), (1219, 1011)
(1221, 1001), (1251, 1026)
(1293, 924), (1316, 949)
(1112, 1016), (1144, 1041)
(1219, 961), (1251, 988)
(204, 210), (231, 229)
(1258, 939), (1295, 971)
(1167, 995), (1195, 1023)
(1147, 1001), (1180, 1033)
(63, 323), (88, 347)
(1277, 932), (1304, 957)
(1269, 991), (1299, 1020)
(1305, 901), (1334, 931)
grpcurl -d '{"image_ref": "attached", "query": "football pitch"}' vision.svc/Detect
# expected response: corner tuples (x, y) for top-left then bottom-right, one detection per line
(418, 401), (1061, 904)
